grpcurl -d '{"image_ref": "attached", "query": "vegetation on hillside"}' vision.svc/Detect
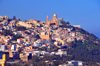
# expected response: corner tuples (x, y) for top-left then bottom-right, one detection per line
(14, 26), (27, 31)
(0, 29), (23, 40)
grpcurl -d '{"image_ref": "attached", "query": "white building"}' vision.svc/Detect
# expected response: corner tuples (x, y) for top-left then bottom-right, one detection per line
(11, 45), (16, 51)
(55, 49), (67, 57)
(73, 25), (81, 28)
(0, 45), (8, 51)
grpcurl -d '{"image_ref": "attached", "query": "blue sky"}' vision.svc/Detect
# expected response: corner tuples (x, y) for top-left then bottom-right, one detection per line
(0, 0), (100, 38)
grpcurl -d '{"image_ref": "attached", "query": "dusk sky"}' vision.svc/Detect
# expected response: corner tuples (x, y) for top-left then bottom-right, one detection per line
(0, 0), (100, 38)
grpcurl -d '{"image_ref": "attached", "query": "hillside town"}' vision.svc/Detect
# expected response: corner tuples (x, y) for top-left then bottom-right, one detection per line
(0, 14), (98, 66)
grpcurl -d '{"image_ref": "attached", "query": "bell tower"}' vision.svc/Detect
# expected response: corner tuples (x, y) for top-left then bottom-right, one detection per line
(47, 15), (49, 25)
(47, 15), (49, 22)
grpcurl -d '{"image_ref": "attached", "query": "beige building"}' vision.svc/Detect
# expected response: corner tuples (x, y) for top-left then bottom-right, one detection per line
(17, 21), (32, 28)
(40, 32), (51, 40)
(27, 19), (38, 24)
(67, 37), (75, 42)
(20, 53), (32, 62)
(0, 16), (8, 21)
(27, 19), (41, 27)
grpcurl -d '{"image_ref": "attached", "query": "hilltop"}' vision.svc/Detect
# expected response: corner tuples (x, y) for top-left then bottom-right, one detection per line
(0, 14), (100, 66)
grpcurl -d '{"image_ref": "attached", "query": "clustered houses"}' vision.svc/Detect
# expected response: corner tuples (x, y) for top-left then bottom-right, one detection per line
(0, 14), (84, 65)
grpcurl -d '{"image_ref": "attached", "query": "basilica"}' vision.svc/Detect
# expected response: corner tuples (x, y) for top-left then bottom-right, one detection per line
(47, 13), (65, 25)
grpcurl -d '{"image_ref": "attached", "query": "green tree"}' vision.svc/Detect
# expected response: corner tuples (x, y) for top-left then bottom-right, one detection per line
(6, 63), (11, 66)
(13, 16), (16, 20)
(18, 47), (23, 54)
(24, 62), (29, 66)
(66, 21), (70, 25)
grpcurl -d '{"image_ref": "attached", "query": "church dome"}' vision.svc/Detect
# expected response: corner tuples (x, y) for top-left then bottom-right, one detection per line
(53, 13), (57, 16)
